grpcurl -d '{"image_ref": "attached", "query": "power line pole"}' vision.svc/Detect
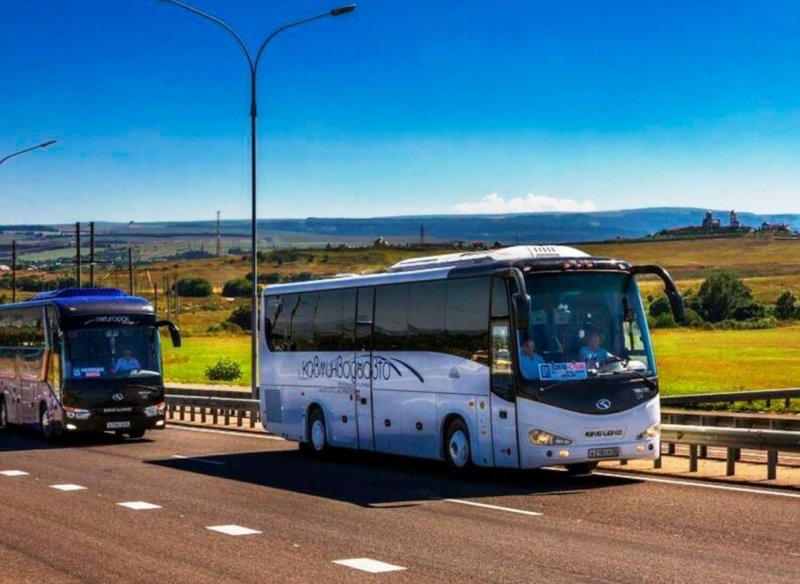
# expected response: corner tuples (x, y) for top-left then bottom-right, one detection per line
(11, 240), (17, 303)
(75, 222), (82, 288)
(128, 248), (133, 295)
(216, 210), (221, 257)
(89, 221), (95, 287)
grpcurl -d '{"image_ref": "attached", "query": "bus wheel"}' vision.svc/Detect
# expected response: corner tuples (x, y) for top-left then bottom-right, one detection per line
(0, 398), (7, 429)
(127, 430), (145, 439)
(308, 408), (329, 458)
(565, 462), (598, 476)
(40, 405), (56, 440)
(445, 418), (472, 471)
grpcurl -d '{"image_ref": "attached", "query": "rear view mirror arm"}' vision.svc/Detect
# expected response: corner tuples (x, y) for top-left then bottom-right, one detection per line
(631, 265), (686, 323)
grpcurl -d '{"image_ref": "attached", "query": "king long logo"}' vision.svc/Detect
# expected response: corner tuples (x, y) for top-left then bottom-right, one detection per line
(298, 355), (424, 383)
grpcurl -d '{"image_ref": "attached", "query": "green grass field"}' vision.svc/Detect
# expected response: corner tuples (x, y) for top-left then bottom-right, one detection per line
(163, 326), (800, 398)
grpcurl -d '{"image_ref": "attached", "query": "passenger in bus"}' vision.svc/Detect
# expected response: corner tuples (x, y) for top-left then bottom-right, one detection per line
(520, 338), (546, 379)
(579, 331), (612, 366)
(113, 348), (141, 374)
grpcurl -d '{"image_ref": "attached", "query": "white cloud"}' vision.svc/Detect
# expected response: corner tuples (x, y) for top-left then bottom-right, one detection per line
(453, 193), (597, 214)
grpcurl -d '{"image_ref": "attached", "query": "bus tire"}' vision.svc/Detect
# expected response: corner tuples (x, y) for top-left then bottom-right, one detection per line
(0, 397), (7, 429)
(565, 462), (598, 476)
(127, 429), (146, 439)
(308, 408), (329, 458)
(40, 404), (56, 440)
(444, 418), (473, 472)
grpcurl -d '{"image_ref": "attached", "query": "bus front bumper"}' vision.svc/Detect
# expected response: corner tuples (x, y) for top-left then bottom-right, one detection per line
(60, 413), (166, 433)
(520, 438), (660, 469)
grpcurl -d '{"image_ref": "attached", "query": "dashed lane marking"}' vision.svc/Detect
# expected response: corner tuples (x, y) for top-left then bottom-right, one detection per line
(332, 558), (407, 573)
(595, 471), (800, 499)
(50, 484), (87, 492)
(206, 524), (262, 536)
(0, 470), (29, 477)
(441, 498), (543, 517)
(171, 455), (226, 466)
(117, 501), (162, 510)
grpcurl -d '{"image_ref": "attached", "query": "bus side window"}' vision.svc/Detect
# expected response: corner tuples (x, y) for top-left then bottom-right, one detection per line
(491, 324), (514, 400)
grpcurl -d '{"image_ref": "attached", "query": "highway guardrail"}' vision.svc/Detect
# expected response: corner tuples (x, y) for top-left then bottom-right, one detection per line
(658, 423), (800, 480)
(166, 394), (260, 429)
(661, 388), (800, 408)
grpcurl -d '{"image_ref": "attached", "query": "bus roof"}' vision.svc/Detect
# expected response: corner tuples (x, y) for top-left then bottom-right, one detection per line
(263, 245), (594, 295)
(0, 288), (154, 318)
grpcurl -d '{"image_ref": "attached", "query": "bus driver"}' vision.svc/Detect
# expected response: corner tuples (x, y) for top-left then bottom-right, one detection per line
(113, 348), (141, 374)
(579, 331), (613, 367)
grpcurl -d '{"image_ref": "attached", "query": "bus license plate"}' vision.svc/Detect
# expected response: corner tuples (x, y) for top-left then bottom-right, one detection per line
(588, 447), (619, 459)
(107, 421), (130, 429)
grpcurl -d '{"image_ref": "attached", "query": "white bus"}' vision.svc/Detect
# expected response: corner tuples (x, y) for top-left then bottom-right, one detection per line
(259, 245), (684, 473)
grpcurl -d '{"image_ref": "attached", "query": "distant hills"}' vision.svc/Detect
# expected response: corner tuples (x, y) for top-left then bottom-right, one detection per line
(2, 207), (799, 246)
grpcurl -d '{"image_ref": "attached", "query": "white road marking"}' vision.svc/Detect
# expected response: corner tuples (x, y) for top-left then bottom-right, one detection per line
(0, 470), (29, 477)
(168, 426), (284, 441)
(206, 524), (262, 536)
(595, 471), (800, 499)
(171, 455), (226, 466)
(441, 498), (543, 517)
(117, 501), (162, 510)
(50, 484), (87, 491)
(333, 558), (406, 573)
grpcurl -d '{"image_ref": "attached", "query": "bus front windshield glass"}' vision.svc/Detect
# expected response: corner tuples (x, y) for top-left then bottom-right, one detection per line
(64, 327), (162, 380)
(519, 272), (655, 385)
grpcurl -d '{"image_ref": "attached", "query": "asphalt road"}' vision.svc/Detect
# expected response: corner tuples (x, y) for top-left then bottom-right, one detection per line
(1, 426), (799, 584)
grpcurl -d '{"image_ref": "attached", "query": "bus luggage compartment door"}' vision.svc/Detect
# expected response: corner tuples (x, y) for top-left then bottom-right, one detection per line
(354, 351), (375, 450)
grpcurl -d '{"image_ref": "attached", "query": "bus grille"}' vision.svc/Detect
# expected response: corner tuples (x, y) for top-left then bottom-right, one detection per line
(263, 389), (283, 424)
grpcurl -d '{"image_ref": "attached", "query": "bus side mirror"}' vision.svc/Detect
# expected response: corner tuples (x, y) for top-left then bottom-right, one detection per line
(494, 267), (531, 331)
(631, 265), (686, 323)
(156, 320), (182, 348)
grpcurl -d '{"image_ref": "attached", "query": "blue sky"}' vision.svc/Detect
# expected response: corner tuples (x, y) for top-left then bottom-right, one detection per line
(2, 0), (800, 223)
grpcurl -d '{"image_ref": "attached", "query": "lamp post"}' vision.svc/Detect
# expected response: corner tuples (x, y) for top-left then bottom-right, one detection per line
(0, 140), (57, 166)
(161, 1), (356, 398)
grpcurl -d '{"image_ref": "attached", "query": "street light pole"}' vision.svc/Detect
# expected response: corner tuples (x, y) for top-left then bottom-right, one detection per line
(0, 140), (57, 166)
(161, 1), (356, 398)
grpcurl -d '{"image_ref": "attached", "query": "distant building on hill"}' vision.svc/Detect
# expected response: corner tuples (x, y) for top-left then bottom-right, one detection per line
(759, 222), (790, 233)
(702, 211), (721, 229)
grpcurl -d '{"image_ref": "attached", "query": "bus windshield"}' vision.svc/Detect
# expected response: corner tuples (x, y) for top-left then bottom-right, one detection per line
(64, 326), (162, 380)
(519, 272), (654, 385)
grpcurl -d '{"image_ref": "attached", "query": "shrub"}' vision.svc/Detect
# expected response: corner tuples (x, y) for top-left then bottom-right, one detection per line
(715, 317), (778, 330)
(648, 296), (672, 318)
(205, 357), (242, 382)
(175, 278), (212, 297)
(227, 304), (252, 331)
(652, 313), (677, 328)
(206, 321), (243, 334)
(775, 290), (800, 320)
(244, 272), (281, 284)
(732, 301), (767, 321)
(222, 279), (252, 297)
(696, 272), (755, 323)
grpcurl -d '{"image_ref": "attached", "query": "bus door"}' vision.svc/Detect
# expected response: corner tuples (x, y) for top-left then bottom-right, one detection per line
(489, 277), (521, 468)
(354, 287), (375, 450)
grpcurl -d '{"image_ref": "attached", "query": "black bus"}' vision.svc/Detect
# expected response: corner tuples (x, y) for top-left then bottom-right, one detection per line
(0, 288), (180, 439)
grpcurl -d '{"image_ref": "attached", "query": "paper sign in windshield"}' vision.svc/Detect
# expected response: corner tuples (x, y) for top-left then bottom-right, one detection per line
(75, 367), (105, 378)
(539, 362), (588, 381)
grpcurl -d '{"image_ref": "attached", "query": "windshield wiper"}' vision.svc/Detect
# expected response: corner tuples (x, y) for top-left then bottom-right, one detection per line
(596, 356), (657, 390)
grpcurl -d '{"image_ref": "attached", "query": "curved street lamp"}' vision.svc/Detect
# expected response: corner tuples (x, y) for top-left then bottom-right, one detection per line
(0, 140), (57, 166)
(161, 1), (356, 397)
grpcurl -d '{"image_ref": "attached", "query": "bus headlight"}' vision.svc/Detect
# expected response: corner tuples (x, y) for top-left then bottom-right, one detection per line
(144, 403), (166, 418)
(63, 407), (91, 420)
(529, 429), (572, 446)
(637, 424), (660, 440)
